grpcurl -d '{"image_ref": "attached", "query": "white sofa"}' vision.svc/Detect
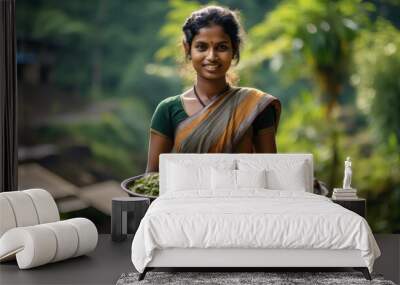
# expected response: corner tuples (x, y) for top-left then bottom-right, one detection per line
(131, 153), (380, 281)
(0, 189), (98, 269)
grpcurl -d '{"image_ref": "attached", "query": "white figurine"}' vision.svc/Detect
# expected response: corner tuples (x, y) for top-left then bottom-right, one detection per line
(343, 157), (352, 189)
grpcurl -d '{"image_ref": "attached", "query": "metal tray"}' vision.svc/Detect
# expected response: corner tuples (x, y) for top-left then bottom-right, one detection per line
(120, 173), (158, 202)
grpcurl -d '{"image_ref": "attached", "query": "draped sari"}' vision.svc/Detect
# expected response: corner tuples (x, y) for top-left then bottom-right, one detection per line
(172, 87), (281, 153)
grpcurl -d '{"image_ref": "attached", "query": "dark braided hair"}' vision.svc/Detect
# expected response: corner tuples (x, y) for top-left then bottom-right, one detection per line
(182, 6), (243, 63)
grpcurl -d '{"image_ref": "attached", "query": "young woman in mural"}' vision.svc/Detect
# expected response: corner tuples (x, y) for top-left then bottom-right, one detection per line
(146, 6), (281, 172)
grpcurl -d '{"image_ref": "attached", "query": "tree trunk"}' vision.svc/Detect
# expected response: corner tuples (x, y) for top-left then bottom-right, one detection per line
(90, 0), (106, 99)
(316, 69), (342, 194)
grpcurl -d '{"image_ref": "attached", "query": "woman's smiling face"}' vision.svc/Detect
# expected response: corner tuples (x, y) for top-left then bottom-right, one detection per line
(187, 25), (234, 81)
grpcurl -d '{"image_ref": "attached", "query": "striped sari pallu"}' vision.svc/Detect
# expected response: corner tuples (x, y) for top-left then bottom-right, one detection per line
(172, 87), (281, 153)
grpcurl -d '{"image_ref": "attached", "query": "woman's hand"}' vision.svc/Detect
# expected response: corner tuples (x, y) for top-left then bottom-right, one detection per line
(253, 126), (277, 153)
(146, 132), (173, 172)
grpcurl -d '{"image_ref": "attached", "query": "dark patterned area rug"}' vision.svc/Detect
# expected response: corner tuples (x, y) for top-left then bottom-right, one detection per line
(116, 271), (396, 285)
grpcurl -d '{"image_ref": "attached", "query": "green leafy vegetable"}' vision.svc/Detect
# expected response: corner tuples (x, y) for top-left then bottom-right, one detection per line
(129, 173), (159, 197)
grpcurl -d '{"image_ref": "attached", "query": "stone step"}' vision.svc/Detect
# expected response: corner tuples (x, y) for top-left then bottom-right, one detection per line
(79, 181), (128, 215)
(18, 163), (78, 199)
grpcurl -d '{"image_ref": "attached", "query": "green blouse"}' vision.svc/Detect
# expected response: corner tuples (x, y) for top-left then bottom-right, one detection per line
(150, 94), (276, 140)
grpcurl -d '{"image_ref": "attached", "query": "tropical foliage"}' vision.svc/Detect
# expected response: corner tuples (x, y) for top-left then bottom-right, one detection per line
(17, 0), (400, 233)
